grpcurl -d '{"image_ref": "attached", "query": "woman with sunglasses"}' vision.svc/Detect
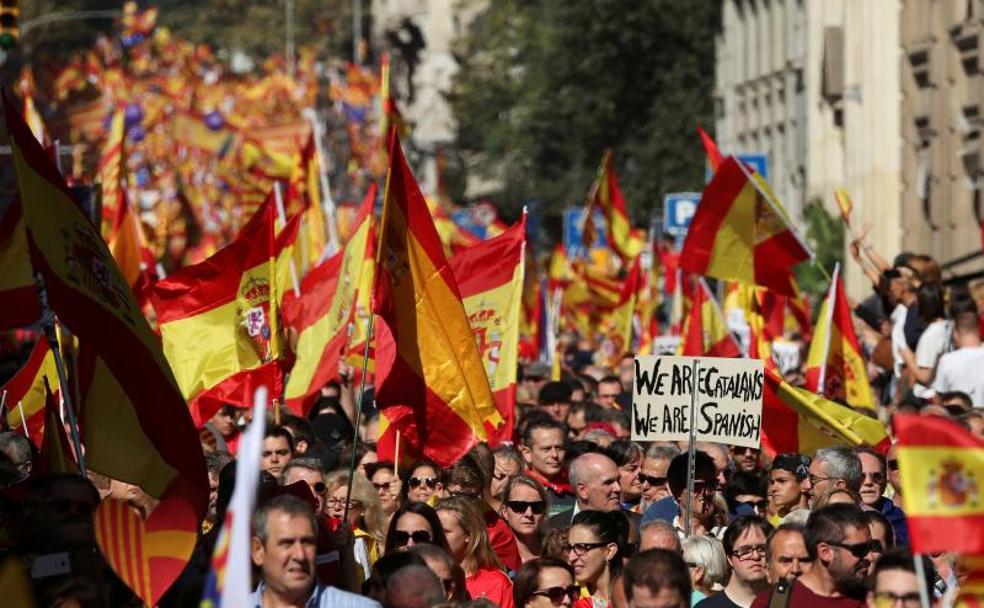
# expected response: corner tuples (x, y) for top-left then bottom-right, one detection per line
(324, 469), (387, 580)
(436, 496), (514, 607)
(402, 459), (443, 505)
(366, 461), (402, 520)
(500, 474), (550, 564)
(514, 558), (579, 607)
(383, 502), (450, 555)
(565, 510), (624, 608)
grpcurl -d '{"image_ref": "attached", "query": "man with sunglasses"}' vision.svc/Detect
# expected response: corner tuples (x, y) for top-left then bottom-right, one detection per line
(856, 447), (909, 546)
(642, 451), (722, 540)
(751, 504), (875, 608)
(281, 459), (328, 515)
(696, 516), (773, 608)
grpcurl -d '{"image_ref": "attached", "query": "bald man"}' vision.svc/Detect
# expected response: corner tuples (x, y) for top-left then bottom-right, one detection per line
(548, 452), (639, 529)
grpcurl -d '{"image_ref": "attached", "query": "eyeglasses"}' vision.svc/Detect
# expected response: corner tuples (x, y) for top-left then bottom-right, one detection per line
(531, 585), (580, 605)
(869, 540), (885, 554)
(872, 591), (921, 608)
(731, 446), (759, 456)
(862, 472), (885, 484)
(326, 497), (362, 510)
(506, 500), (547, 515)
(731, 544), (767, 560)
(685, 561), (699, 568)
(373, 481), (396, 493)
(408, 476), (437, 489)
(562, 541), (609, 557)
(808, 474), (836, 486)
(639, 473), (667, 486)
(826, 540), (874, 559)
(391, 529), (432, 547)
(887, 459), (899, 471)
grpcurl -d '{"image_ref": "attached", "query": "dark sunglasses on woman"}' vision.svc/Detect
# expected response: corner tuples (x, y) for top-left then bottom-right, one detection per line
(531, 585), (580, 605)
(506, 500), (547, 515)
(408, 476), (438, 489)
(391, 529), (432, 547)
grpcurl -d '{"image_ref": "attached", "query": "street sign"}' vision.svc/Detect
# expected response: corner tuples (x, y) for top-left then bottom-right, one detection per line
(705, 152), (770, 183)
(662, 193), (700, 238)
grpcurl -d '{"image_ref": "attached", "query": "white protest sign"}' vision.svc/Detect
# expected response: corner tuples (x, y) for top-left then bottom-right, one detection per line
(631, 355), (764, 449)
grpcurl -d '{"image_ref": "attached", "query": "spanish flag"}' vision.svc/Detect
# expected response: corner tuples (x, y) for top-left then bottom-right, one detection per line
(35, 379), (77, 475)
(150, 194), (283, 426)
(680, 156), (811, 296)
(597, 257), (641, 367)
(450, 214), (526, 444)
(894, 414), (984, 555)
(762, 370), (890, 457)
(679, 277), (741, 358)
(97, 108), (126, 233)
(0, 197), (41, 329)
(373, 134), (502, 466)
(284, 184), (375, 414)
(583, 150), (645, 262)
(804, 264), (875, 409)
(5, 92), (208, 603)
(833, 187), (853, 226)
(0, 335), (56, 447)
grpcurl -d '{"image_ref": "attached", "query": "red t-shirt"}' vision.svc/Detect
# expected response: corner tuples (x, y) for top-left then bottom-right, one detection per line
(750, 579), (865, 608)
(485, 509), (520, 572)
(466, 567), (514, 608)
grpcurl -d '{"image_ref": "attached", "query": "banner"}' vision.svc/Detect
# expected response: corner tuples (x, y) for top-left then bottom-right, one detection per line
(632, 355), (764, 449)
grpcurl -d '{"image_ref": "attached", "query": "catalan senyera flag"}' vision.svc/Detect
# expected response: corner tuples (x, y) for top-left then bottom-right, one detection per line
(35, 380), (77, 476)
(679, 277), (742, 358)
(284, 184), (375, 414)
(151, 195), (283, 426)
(0, 335), (56, 447)
(680, 156), (811, 296)
(97, 108), (126, 233)
(804, 264), (875, 409)
(6, 91), (207, 605)
(833, 187), (853, 225)
(762, 370), (890, 457)
(894, 414), (984, 555)
(0, 197), (41, 329)
(450, 214), (526, 445)
(372, 134), (502, 467)
(582, 150), (645, 262)
(698, 126), (723, 173)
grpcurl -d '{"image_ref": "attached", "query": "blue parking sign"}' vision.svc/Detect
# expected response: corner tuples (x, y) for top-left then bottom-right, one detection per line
(663, 193), (700, 237)
(705, 152), (769, 183)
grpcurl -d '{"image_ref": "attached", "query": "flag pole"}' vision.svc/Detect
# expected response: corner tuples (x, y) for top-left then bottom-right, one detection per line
(393, 430), (401, 478)
(17, 402), (28, 438)
(273, 182), (302, 298)
(33, 272), (86, 475)
(0, 390), (6, 429)
(913, 554), (932, 608)
(343, 311), (375, 522)
(684, 357), (700, 538)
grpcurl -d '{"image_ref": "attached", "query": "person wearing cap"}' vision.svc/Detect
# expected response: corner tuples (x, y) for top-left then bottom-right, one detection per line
(538, 381), (573, 424)
(765, 454), (810, 526)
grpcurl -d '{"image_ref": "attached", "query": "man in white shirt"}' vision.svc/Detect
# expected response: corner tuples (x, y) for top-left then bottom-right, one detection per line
(932, 311), (984, 406)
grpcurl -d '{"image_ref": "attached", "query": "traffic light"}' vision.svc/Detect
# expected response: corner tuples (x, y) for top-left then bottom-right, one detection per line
(0, 0), (18, 50)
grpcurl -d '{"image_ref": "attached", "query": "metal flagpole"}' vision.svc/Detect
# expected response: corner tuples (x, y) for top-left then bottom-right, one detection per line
(913, 554), (932, 608)
(33, 272), (86, 474)
(343, 311), (375, 522)
(17, 402), (28, 438)
(684, 358), (700, 538)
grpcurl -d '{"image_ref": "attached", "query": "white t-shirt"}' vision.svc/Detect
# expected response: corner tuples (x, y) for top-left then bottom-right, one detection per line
(891, 304), (908, 378)
(931, 345), (984, 406)
(913, 319), (953, 398)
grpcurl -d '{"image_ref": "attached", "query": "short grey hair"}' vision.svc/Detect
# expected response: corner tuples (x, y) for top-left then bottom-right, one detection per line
(253, 495), (317, 546)
(813, 447), (863, 492)
(646, 442), (681, 461)
(639, 519), (681, 552)
(780, 509), (811, 526)
(279, 457), (324, 485)
(0, 432), (31, 463)
(682, 535), (729, 588)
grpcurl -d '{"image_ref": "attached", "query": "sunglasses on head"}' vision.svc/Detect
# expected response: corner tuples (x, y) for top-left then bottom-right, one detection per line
(639, 473), (667, 486)
(826, 540), (875, 559)
(531, 585), (580, 605)
(506, 500), (547, 515)
(391, 529), (432, 547)
(408, 476), (437, 489)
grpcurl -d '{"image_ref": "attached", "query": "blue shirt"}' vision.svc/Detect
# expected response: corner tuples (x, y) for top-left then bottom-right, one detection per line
(249, 581), (380, 608)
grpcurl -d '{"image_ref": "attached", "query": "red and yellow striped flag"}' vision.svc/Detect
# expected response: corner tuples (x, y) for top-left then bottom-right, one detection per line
(681, 156), (811, 296)
(0, 335), (56, 447)
(762, 370), (890, 457)
(894, 414), (984, 555)
(372, 134), (502, 466)
(5, 91), (207, 604)
(0, 197), (41, 329)
(583, 150), (645, 262)
(150, 195), (283, 426)
(679, 277), (741, 358)
(35, 380), (77, 475)
(450, 214), (526, 445)
(284, 184), (375, 414)
(805, 264), (875, 409)
(97, 108), (126, 234)
(833, 187), (853, 225)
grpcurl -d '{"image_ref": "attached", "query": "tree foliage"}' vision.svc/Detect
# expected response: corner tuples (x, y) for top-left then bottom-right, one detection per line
(449, 0), (720, 228)
(795, 200), (844, 304)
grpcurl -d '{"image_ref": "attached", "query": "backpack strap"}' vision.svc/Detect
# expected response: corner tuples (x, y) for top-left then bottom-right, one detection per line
(767, 579), (792, 608)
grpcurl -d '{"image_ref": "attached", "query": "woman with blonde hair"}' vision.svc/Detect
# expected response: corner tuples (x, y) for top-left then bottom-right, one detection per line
(324, 469), (386, 580)
(436, 496), (514, 607)
(681, 535), (729, 606)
